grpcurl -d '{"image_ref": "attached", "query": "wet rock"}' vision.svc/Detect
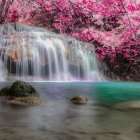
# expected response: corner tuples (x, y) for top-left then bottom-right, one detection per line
(0, 81), (43, 105)
(0, 86), (11, 96)
(71, 95), (88, 104)
(7, 96), (44, 106)
(0, 81), (39, 97)
(10, 81), (39, 97)
(113, 100), (140, 110)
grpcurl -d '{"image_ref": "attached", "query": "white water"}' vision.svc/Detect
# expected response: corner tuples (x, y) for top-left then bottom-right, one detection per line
(0, 23), (105, 81)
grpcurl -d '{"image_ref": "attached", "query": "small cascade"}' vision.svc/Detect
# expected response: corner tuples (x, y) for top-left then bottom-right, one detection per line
(0, 23), (105, 81)
(0, 59), (7, 81)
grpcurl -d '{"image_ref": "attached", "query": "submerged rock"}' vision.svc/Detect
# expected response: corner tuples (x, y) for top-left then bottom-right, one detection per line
(0, 81), (43, 105)
(71, 95), (88, 104)
(113, 100), (140, 110)
(7, 97), (44, 106)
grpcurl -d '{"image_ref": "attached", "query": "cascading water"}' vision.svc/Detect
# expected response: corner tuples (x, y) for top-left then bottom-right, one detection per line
(0, 23), (105, 81)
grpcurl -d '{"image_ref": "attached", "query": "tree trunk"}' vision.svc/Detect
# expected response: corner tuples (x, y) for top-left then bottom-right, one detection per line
(0, 0), (6, 20)
(0, 0), (14, 23)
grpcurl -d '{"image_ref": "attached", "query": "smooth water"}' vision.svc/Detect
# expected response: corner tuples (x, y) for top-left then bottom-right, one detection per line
(0, 82), (140, 140)
(0, 24), (104, 81)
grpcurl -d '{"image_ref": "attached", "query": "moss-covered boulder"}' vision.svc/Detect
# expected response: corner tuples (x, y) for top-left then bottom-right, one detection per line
(0, 86), (11, 97)
(10, 81), (39, 97)
(0, 81), (39, 97)
(71, 95), (88, 104)
(0, 81), (43, 105)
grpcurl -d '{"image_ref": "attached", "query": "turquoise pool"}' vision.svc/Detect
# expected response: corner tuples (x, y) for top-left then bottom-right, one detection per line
(0, 82), (140, 140)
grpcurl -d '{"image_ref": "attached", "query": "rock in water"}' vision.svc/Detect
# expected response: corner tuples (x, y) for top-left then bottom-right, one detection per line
(0, 81), (43, 105)
(113, 100), (140, 110)
(10, 81), (39, 97)
(7, 97), (44, 106)
(71, 95), (88, 104)
(0, 86), (11, 96)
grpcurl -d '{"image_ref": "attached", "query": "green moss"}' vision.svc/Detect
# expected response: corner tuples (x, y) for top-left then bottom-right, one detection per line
(9, 96), (44, 105)
(10, 81), (39, 97)
(0, 81), (39, 97)
(0, 86), (11, 96)
(0, 81), (45, 106)
(71, 95), (88, 104)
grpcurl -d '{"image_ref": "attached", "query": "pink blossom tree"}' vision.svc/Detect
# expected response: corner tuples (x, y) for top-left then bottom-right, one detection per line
(1, 0), (140, 67)
(0, 0), (14, 23)
(3, 0), (140, 48)
(28, 0), (140, 48)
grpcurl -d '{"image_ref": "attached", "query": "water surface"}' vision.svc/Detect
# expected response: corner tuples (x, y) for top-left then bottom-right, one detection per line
(0, 82), (140, 140)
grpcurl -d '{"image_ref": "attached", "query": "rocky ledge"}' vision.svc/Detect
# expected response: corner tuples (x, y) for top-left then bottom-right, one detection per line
(0, 80), (44, 105)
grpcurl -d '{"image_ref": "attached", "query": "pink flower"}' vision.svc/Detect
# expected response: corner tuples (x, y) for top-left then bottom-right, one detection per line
(127, 4), (136, 13)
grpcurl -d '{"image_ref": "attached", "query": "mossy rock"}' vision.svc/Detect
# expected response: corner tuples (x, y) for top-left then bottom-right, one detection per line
(0, 86), (11, 97)
(71, 95), (88, 104)
(8, 96), (44, 105)
(0, 81), (39, 97)
(10, 81), (39, 97)
(0, 81), (45, 106)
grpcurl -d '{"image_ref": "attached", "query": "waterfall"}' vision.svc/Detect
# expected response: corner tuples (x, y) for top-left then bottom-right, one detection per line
(0, 23), (105, 81)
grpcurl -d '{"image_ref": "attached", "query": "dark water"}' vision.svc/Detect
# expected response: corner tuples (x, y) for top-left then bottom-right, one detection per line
(0, 82), (140, 140)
